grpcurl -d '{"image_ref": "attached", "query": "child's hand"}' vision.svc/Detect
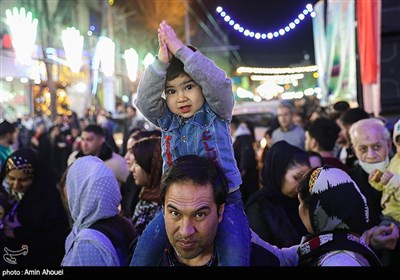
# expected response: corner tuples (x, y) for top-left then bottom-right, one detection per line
(380, 170), (394, 185)
(158, 20), (184, 56)
(369, 169), (383, 183)
(157, 32), (171, 63)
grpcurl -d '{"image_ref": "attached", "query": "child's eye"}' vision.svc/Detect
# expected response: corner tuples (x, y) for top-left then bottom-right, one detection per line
(165, 89), (175, 95)
(185, 85), (194, 90)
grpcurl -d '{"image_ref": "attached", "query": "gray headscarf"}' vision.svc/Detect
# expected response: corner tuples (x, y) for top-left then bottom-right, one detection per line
(62, 156), (122, 266)
(66, 156), (121, 229)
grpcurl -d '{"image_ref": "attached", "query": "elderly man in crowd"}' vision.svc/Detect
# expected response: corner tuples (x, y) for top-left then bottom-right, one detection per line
(349, 118), (399, 265)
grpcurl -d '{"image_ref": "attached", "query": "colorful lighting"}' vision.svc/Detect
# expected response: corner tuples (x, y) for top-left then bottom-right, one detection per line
(216, 3), (314, 40)
(143, 53), (154, 69)
(237, 65), (318, 75)
(92, 36), (115, 77)
(5, 7), (38, 65)
(62, 27), (84, 73)
(124, 48), (139, 82)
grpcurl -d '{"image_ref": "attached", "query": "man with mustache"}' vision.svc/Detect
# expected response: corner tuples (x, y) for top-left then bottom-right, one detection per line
(131, 155), (279, 266)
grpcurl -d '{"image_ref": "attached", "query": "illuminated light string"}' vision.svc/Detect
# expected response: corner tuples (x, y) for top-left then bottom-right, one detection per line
(216, 4), (315, 40)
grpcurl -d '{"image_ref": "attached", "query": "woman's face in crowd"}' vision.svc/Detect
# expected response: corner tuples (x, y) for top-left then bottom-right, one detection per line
(7, 169), (34, 194)
(281, 164), (310, 198)
(130, 156), (150, 187)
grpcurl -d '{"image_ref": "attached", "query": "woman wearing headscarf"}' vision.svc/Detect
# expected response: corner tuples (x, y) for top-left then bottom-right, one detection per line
(0, 148), (70, 266)
(62, 156), (136, 266)
(297, 166), (381, 266)
(245, 141), (310, 247)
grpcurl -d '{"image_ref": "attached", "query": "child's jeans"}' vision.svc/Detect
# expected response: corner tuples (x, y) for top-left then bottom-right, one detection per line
(130, 189), (251, 266)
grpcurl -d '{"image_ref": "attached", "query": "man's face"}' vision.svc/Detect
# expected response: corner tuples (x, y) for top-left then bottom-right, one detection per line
(80, 131), (104, 156)
(165, 74), (205, 119)
(336, 119), (350, 148)
(352, 126), (390, 163)
(164, 180), (224, 266)
(305, 131), (313, 151)
(277, 107), (292, 130)
(6, 130), (18, 146)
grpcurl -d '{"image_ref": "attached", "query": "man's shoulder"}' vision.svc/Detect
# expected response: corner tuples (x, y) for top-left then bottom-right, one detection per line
(250, 242), (280, 266)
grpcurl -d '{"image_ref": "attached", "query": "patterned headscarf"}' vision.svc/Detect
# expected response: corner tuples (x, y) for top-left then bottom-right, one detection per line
(3, 149), (37, 200)
(6, 153), (35, 176)
(308, 166), (369, 235)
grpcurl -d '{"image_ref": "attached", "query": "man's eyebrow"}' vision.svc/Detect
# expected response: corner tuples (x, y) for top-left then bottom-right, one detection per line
(166, 204), (211, 212)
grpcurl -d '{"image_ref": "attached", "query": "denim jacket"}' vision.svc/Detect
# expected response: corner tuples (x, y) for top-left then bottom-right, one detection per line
(135, 46), (241, 192)
(158, 102), (241, 191)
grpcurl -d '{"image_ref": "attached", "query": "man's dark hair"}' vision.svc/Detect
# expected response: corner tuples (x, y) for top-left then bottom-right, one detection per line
(166, 46), (197, 82)
(333, 101), (350, 113)
(340, 108), (369, 126)
(0, 120), (16, 136)
(307, 117), (340, 151)
(160, 155), (228, 207)
(83, 124), (105, 137)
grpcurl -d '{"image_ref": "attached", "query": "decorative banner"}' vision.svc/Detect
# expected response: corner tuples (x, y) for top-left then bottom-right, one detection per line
(6, 7), (38, 65)
(62, 27), (84, 73)
(312, 0), (357, 105)
(357, 0), (381, 116)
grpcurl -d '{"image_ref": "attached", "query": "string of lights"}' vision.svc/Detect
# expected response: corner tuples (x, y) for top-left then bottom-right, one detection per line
(216, 3), (315, 40)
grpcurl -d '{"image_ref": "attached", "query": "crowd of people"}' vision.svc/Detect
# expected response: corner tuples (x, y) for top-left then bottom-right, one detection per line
(0, 20), (399, 267)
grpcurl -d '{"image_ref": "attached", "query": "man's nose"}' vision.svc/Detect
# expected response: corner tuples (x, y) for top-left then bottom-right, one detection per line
(179, 217), (195, 237)
(367, 147), (378, 158)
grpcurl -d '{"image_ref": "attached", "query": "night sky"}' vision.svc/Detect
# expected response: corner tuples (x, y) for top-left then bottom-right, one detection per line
(202, 0), (318, 67)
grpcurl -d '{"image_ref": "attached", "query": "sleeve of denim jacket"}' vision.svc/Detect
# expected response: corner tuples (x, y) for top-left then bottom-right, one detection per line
(176, 46), (234, 121)
(135, 58), (169, 126)
(250, 229), (299, 266)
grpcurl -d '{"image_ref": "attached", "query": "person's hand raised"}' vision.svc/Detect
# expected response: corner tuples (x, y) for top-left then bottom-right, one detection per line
(158, 20), (184, 56)
(157, 31), (171, 64)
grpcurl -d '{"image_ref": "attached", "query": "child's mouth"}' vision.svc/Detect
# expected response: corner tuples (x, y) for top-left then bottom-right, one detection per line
(179, 106), (191, 113)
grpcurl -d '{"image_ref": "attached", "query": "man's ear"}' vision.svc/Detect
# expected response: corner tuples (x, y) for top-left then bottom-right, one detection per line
(217, 204), (225, 223)
(310, 137), (318, 150)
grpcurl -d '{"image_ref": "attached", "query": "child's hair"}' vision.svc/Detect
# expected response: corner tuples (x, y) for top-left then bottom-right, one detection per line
(297, 167), (317, 209)
(166, 45), (197, 83)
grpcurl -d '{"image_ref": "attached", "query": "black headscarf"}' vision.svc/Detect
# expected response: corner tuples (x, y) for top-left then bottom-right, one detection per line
(260, 140), (308, 206)
(245, 141), (310, 247)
